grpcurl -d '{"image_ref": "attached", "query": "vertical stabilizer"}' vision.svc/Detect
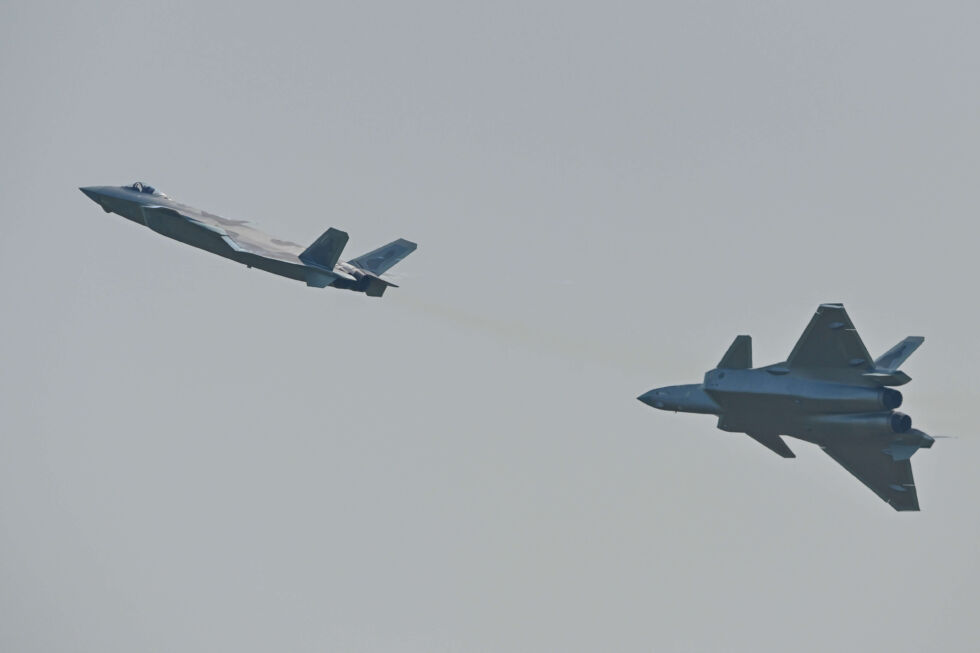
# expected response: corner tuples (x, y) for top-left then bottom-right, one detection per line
(875, 337), (924, 372)
(718, 335), (752, 369)
(349, 238), (417, 275)
(300, 228), (349, 270)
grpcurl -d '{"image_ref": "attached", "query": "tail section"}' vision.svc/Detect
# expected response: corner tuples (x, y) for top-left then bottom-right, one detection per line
(300, 228), (349, 270)
(863, 336), (925, 386)
(718, 335), (752, 369)
(348, 238), (417, 275)
(874, 337), (924, 372)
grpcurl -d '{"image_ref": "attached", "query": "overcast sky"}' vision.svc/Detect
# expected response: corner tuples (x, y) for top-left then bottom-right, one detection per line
(2, 2), (979, 651)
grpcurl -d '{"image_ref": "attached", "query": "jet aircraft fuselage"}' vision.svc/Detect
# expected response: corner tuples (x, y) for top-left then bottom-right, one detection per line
(647, 372), (931, 448)
(80, 182), (417, 297)
(638, 304), (935, 510)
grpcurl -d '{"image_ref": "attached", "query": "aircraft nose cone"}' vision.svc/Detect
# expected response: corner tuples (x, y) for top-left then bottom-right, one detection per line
(637, 389), (667, 409)
(80, 186), (115, 212)
(79, 186), (101, 202)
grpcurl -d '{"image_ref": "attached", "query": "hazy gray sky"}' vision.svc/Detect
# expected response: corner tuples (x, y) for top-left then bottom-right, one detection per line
(2, 2), (979, 651)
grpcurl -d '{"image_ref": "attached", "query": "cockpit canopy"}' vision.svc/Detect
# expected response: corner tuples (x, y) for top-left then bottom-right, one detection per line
(128, 181), (167, 198)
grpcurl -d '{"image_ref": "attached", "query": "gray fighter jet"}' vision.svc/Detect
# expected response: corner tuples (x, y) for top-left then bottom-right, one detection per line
(638, 304), (935, 511)
(80, 182), (417, 296)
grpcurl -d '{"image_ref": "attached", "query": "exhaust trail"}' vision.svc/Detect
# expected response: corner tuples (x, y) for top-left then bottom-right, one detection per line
(390, 291), (659, 374)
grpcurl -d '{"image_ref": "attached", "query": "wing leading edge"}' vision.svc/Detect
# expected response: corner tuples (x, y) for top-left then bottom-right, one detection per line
(786, 303), (876, 383)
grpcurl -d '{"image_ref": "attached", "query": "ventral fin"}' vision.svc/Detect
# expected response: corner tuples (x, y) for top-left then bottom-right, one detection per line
(746, 432), (796, 458)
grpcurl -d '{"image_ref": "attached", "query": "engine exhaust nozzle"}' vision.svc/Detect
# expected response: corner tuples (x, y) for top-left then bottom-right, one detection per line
(882, 388), (903, 410)
(890, 412), (912, 433)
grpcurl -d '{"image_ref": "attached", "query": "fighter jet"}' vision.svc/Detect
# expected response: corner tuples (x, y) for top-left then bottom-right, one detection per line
(638, 304), (936, 511)
(80, 182), (417, 296)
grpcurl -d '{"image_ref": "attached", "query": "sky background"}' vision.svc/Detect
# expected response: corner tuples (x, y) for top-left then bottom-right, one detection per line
(2, 2), (979, 651)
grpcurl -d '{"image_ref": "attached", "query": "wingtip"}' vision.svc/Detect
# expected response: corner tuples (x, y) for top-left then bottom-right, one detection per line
(891, 503), (921, 512)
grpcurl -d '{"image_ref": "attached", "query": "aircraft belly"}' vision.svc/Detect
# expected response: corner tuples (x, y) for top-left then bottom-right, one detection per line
(707, 383), (891, 428)
(707, 389), (800, 417)
(142, 210), (237, 258)
(141, 208), (319, 283)
(243, 255), (315, 282)
(708, 387), (812, 437)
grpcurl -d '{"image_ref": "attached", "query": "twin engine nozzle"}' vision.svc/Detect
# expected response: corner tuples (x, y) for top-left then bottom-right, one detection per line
(882, 389), (911, 432)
